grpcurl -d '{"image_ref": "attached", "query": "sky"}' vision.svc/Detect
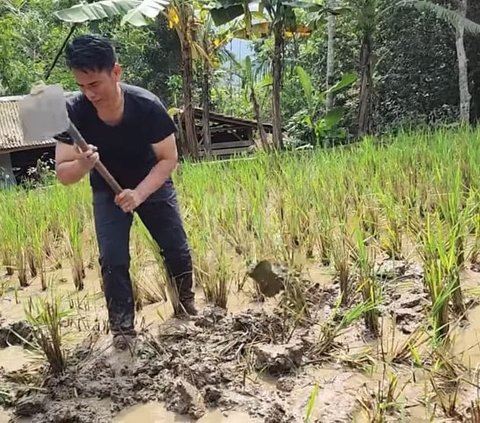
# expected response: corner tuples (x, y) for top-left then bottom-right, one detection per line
(226, 38), (253, 60)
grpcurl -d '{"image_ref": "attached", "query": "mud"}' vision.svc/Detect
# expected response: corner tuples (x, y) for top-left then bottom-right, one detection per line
(6, 288), (356, 423)
(2, 258), (480, 422)
(0, 320), (33, 348)
(114, 403), (260, 422)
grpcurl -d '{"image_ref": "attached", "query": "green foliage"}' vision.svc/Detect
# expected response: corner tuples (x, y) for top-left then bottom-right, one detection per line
(55, 0), (170, 27)
(0, 0), (75, 94)
(0, 1), (180, 101)
(286, 66), (357, 147)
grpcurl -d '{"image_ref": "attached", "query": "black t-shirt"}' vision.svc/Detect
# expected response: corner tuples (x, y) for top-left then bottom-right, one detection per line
(55, 83), (177, 192)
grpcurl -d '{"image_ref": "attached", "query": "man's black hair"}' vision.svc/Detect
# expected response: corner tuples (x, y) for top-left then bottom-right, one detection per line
(65, 34), (116, 72)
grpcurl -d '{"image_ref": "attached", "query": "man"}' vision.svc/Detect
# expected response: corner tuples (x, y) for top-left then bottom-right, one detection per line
(54, 34), (197, 350)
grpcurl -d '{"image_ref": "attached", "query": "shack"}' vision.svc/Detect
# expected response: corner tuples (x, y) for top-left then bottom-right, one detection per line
(0, 95), (56, 187)
(192, 107), (273, 158)
(0, 94), (272, 186)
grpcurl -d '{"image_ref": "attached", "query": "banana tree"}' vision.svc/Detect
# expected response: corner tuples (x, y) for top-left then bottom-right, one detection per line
(54, 0), (203, 158)
(294, 65), (357, 146)
(196, 12), (233, 155)
(230, 55), (272, 149)
(209, 0), (326, 150)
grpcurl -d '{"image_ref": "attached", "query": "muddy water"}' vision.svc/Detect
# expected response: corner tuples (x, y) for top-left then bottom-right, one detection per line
(0, 345), (30, 372)
(114, 403), (260, 423)
(0, 409), (10, 423)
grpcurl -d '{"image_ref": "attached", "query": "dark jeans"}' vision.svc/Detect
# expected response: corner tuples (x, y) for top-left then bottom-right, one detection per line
(92, 182), (194, 335)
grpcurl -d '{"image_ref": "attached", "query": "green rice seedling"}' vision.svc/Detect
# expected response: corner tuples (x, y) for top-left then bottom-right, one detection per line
(64, 216), (85, 291)
(16, 244), (28, 287)
(358, 198), (380, 242)
(311, 299), (376, 358)
(377, 192), (404, 260)
(312, 200), (334, 266)
(194, 237), (232, 309)
(24, 295), (74, 374)
(277, 268), (312, 322)
(3, 194), (30, 286)
(351, 226), (380, 336)
(331, 232), (353, 306)
(357, 365), (410, 421)
(138, 265), (168, 305)
(378, 314), (429, 367)
(25, 194), (50, 290)
(304, 382), (319, 423)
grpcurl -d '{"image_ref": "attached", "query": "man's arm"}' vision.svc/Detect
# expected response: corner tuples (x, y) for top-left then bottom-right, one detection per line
(55, 141), (99, 185)
(114, 133), (178, 213)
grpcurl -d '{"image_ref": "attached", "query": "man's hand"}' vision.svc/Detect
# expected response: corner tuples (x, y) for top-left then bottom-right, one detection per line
(115, 189), (144, 213)
(76, 144), (99, 171)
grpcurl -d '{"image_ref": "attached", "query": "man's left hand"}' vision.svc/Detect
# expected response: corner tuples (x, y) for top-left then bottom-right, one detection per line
(115, 189), (144, 213)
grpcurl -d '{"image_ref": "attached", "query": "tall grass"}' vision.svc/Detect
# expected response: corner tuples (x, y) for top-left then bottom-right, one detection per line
(0, 127), (479, 339)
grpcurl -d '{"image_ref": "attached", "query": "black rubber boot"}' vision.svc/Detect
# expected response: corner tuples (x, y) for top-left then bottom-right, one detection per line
(174, 272), (197, 317)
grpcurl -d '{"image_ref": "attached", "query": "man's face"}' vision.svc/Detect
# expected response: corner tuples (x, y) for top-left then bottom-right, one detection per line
(72, 63), (121, 108)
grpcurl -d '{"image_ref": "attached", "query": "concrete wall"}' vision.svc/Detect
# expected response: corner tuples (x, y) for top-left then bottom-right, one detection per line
(0, 152), (15, 188)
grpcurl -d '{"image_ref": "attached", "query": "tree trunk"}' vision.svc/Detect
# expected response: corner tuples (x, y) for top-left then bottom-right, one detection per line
(202, 57), (212, 157)
(272, 23), (284, 149)
(358, 32), (374, 137)
(326, 0), (337, 112)
(180, 10), (198, 158)
(456, 0), (471, 123)
(250, 87), (269, 150)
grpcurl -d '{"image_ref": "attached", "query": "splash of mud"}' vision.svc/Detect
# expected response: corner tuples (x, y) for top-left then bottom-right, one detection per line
(7, 287), (361, 423)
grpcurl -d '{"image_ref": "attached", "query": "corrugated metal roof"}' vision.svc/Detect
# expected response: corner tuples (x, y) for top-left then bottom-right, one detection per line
(0, 95), (55, 153)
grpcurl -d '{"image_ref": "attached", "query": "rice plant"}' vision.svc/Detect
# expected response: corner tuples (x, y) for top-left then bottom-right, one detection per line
(24, 295), (74, 374)
(351, 225), (381, 336)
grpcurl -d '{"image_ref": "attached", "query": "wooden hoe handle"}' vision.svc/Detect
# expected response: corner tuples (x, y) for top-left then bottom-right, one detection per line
(67, 121), (123, 195)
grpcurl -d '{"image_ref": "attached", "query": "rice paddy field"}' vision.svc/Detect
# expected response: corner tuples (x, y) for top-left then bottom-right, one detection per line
(2, 127), (480, 422)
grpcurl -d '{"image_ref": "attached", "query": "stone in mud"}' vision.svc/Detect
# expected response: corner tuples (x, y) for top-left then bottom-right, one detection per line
(0, 320), (33, 348)
(158, 321), (199, 340)
(374, 260), (407, 279)
(276, 376), (295, 392)
(189, 361), (224, 387)
(194, 305), (227, 328)
(204, 386), (222, 405)
(253, 341), (304, 374)
(264, 401), (287, 423)
(398, 292), (427, 309)
(166, 378), (206, 419)
(15, 394), (46, 417)
(394, 307), (420, 321)
(247, 260), (286, 298)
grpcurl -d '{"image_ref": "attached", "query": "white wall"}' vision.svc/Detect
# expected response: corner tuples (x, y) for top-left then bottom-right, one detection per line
(0, 153), (15, 188)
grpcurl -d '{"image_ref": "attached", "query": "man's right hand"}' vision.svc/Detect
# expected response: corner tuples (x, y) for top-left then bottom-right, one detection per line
(76, 144), (100, 171)
(55, 142), (100, 186)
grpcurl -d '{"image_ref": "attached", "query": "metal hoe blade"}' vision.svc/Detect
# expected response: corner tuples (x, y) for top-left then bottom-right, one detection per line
(18, 83), (70, 142)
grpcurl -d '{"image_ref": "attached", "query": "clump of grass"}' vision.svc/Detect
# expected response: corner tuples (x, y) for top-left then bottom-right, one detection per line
(310, 299), (376, 358)
(24, 295), (72, 374)
(64, 217), (85, 291)
(194, 239), (232, 309)
(414, 212), (466, 343)
(358, 365), (410, 421)
(377, 192), (404, 260)
(332, 232), (353, 306)
(351, 225), (381, 336)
